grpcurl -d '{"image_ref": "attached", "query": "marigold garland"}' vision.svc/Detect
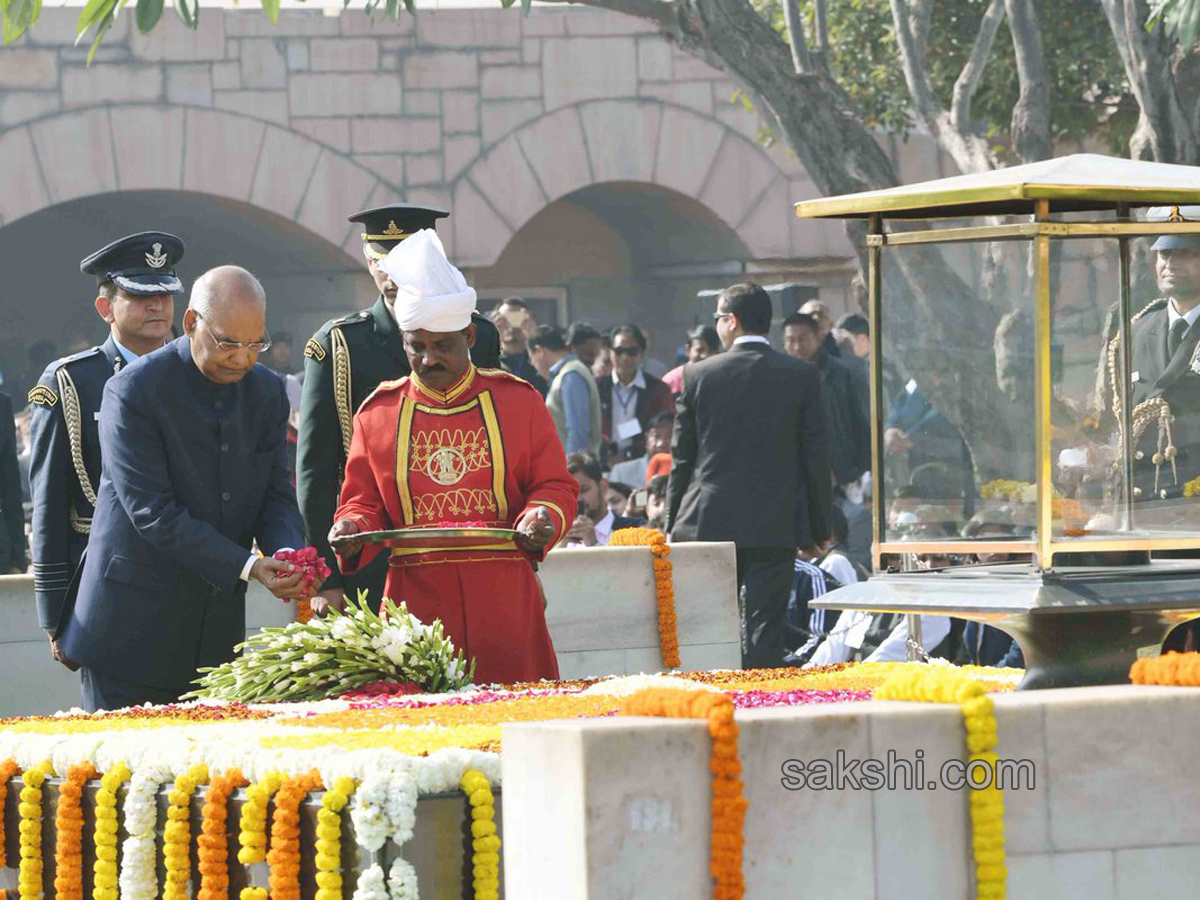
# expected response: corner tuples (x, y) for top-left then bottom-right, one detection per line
(267, 772), (322, 900)
(0, 758), (21, 869)
(163, 764), (210, 900)
(1130, 650), (1200, 684)
(18, 760), (55, 900)
(238, 772), (284, 865)
(460, 770), (500, 900)
(54, 761), (97, 900)
(875, 667), (1006, 900)
(93, 763), (130, 900)
(314, 776), (356, 900)
(620, 689), (747, 900)
(198, 769), (249, 900)
(606, 527), (681, 668)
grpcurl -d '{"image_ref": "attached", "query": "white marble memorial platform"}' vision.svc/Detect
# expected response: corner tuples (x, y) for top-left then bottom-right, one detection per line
(502, 684), (1200, 900)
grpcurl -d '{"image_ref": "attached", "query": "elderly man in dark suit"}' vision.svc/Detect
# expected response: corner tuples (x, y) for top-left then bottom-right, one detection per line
(59, 266), (315, 711)
(666, 282), (831, 669)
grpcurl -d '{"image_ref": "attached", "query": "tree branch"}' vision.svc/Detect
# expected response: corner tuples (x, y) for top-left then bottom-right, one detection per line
(782, 0), (812, 75)
(1004, 0), (1051, 162)
(813, 0), (829, 53)
(1099, 0), (1198, 163)
(950, 0), (1006, 134)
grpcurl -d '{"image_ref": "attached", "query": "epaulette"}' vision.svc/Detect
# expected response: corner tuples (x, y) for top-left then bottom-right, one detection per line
(359, 377), (409, 409)
(52, 346), (105, 371)
(332, 310), (372, 328)
(476, 367), (528, 384)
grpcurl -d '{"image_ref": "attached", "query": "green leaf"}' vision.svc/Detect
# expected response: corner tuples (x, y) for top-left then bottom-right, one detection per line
(75, 0), (114, 34)
(135, 0), (162, 34)
(261, 0), (279, 25)
(174, 0), (196, 30)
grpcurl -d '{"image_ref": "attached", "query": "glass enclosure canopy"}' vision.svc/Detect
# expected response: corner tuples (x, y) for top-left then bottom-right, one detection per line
(795, 154), (1200, 572)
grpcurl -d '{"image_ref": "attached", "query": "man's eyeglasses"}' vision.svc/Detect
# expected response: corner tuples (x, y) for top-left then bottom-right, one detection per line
(195, 312), (272, 353)
(713, 311), (732, 323)
(612, 346), (641, 357)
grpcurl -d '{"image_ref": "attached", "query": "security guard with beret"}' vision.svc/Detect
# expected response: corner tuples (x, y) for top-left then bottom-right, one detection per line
(297, 205), (501, 614)
(28, 232), (184, 666)
(1097, 205), (1200, 511)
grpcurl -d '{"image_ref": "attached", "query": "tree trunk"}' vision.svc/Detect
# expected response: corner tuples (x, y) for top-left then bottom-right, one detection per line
(1004, 0), (1051, 163)
(1099, 0), (1198, 163)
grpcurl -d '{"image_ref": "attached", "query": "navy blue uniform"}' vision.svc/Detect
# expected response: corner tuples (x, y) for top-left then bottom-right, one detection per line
(59, 337), (304, 703)
(27, 336), (125, 635)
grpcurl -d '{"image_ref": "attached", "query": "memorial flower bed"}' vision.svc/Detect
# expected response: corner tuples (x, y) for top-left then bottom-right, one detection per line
(0, 654), (1020, 899)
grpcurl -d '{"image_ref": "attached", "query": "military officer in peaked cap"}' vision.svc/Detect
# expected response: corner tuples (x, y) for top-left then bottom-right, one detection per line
(297, 205), (501, 615)
(28, 232), (184, 667)
(1095, 205), (1200, 513)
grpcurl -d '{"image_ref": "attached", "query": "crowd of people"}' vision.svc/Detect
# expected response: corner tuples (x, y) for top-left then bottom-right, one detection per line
(0, 201), (1047, 713)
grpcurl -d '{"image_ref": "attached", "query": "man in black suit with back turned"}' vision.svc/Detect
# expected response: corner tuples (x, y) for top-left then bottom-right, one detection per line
(666, 282), (831, 669)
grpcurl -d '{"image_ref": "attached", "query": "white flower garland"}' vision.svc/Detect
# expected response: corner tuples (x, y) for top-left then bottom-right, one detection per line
(387, 858), (419, 900)
(119, 764), (171, 900)
(351, 864), (389, 900)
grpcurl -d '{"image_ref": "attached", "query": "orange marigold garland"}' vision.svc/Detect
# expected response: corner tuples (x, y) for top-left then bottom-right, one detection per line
(199, 769), (249, 900)
(267, 772), (322, 900)
(1130, 650), (1200, 684)
(608, 527), (681, 668)
(0, 758), (21, 869)
(621, 689), (747, 900)
(54, 762), (97, 900)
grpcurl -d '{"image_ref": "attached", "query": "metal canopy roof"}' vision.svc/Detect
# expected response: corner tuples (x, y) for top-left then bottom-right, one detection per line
(794, 153), (1200, 219)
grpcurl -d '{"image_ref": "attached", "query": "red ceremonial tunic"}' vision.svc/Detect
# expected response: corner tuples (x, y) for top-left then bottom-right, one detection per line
(334, 365), (577, 684)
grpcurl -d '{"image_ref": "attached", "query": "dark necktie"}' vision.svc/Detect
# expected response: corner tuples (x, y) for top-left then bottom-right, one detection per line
(1169, 317), (1189, 358)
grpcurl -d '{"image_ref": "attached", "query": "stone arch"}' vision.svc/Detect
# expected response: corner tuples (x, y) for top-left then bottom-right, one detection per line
(0, 104), (401, 258)
(450, 98), (800, 267)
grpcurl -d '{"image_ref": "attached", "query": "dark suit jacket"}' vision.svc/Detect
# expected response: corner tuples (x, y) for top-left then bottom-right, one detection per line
(0, 391), (25, 573)
(60, 337), (305, 690)
(596, 370), (675, 459)
(818, 351), (870, 486)
(666, 340), (831, 549)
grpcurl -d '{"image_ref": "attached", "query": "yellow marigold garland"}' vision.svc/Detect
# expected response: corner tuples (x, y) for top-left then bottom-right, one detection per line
(18, 759), (55, 900)
(1183, 475), (1200, 498)
(314, 776), (356, 900)
(621, 689), (747, 900)
(199, 769), (249, 900)
(607, 527), (681, 668)
(163, 764), (210, 900)
(54, 761), (97, 900)
(238, 772), (283, 865)
(92, 763), (130, 900)
(239, 891), (268, 900)
(1130, 650), (1200, 684)
(0, 758), (21, 869)
(875, 667), (1006, 900)
(267, 772), (322, 900)
(460, 770), (501, 900)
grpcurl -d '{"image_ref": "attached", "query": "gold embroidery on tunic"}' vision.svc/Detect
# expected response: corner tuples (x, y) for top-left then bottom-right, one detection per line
(413, 489), (498, 522)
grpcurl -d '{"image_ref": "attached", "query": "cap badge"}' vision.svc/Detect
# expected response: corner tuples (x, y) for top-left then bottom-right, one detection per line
(146, 242), (168, 269)
(383, 221), (405, 237)
(1169, 206), (1184, 223)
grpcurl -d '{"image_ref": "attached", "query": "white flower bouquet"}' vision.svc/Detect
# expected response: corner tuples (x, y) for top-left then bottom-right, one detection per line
(185, 594), (475, 702)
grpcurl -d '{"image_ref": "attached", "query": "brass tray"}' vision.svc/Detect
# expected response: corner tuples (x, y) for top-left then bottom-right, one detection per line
(331, 526), (518, 551)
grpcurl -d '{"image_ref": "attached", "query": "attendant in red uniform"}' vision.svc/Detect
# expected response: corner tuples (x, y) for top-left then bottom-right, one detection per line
(330, 230), (576, 684)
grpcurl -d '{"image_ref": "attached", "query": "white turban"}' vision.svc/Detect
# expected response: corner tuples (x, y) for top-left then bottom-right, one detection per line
(380, 229), (477, 332)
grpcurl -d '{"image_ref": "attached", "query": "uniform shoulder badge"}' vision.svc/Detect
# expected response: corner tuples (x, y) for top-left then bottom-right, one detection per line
(304, 338), (327, 362)
(27, 385), (58, 407)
